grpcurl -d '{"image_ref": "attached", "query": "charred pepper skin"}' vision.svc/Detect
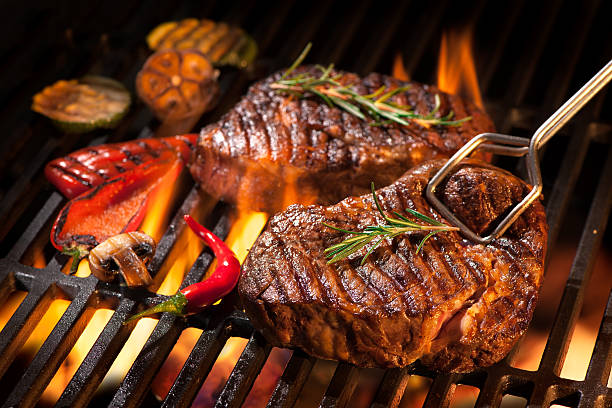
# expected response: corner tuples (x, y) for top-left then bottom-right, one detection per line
(50, 150), (183, 253)
(125, 215), (241, 322)
(45, 134), (198, 199)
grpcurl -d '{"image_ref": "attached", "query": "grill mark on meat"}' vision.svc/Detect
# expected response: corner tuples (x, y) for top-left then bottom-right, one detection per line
(280, 240), (313, 302)
(228, 110), (247, 157)
(252, 99), (273, 160)
(457, 246), (485, 289)
(278, 101), (295, 164)
(236, 105), (252, 157)
(342, 263), (376, 306)
(357, 261), (390, 306)
(268, 107), (285, 162)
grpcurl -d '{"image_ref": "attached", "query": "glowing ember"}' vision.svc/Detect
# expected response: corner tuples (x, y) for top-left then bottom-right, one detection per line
(392, 53), (410, 81)
(437, 27), (484, 109)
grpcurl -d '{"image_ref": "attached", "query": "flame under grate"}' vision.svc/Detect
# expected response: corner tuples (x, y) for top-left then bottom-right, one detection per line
(0, 0), (611, 407)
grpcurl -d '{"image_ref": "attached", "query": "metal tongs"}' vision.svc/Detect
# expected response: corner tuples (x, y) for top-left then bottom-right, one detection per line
(426, 60), (612, 244)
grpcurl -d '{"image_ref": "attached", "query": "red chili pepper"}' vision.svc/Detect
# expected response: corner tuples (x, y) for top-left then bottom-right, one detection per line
(51, 150), (183, 253)
(125, 215), (241, 322)
(45, 134), (197, 199)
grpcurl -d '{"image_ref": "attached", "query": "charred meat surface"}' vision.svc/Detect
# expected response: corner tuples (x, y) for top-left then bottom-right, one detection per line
(190, 66), (494, 213)
(239, 159), (547, 372)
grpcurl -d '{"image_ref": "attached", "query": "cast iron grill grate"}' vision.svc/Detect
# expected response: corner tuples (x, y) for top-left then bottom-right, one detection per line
(0, 1), (610, 407)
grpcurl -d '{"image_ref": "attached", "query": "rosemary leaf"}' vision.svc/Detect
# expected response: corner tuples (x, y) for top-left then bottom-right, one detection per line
(273, 44), (472, 129)
(404, 208), (445, 226)
(323, 183), (459, 264)
(281, 42), (312, 80)
(330, 96), (366, 120)
(310, 88), (333, 107)
(416, 231), (438, 254)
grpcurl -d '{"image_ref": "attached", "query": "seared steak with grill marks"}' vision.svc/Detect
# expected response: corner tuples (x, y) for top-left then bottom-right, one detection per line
(239, 159), (547, 372)
(189, 66), (494, 213)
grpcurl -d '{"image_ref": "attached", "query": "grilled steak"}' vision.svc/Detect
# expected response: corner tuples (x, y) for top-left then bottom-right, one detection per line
(239, 159), (547, 372)
(190, 66), (494, 213)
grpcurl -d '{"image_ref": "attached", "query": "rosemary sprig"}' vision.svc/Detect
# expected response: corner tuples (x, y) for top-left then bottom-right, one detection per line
(271, 43), (472, 128)
(323, 183), (459, 265)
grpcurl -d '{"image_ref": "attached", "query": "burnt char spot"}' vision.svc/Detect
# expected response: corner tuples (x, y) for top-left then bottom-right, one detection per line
(138, 141), (160, 158)
(50, 165), (93, 187)
(71, 234), (99, 248)
(120, 149), (143, 165)
(134, 242), (153, 257)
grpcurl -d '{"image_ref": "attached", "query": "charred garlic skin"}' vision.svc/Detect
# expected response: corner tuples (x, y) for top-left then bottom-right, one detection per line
(88, 232), (156, 287)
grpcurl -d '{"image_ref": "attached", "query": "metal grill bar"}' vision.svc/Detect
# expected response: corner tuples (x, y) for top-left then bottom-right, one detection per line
(0, 275), (54, 378)
(544, 116), (593, 249)
(422, 373), (457, 408)
(319, 363), (359, 408)
(369, 368), (410, 408)
(584, 292), (612, 388)
(214, 331), (272, 408)
(350, 1), (410, 75)
(6, 193), (63, 261)
(478, 0), (525, 93)
(3, 284), (96, 407)
(56, 300), (138, 408)
(400, 0), (450, 77)
(267, 350), (315, 408)
(161, 322), (232, 407)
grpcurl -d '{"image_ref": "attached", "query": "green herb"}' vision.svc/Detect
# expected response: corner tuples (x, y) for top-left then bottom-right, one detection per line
(271, 43), (472, 128)
(61, 246), (89, 275)
(323, 183), (459, 265)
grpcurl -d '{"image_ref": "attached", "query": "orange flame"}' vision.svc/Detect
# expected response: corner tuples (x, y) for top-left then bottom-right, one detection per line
(392, 53), (410, 81)
(437, 27), (484, 109)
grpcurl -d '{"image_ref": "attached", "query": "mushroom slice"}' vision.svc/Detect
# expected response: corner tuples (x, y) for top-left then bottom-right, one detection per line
(89, 232), (156, 287)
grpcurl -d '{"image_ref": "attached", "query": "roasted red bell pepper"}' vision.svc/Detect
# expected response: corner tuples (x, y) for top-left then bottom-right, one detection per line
(50, 149), (183, 253)
(45, 133), (197, 199)
(125, 215), (241, 322)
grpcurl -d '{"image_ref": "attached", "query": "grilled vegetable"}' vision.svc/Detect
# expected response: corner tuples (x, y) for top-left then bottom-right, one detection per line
(51, 150), (182, 254)
(136, 49), (220, 121)
(32, 76), (130, 133)
(89, 232), (156, 287)
(146, 18), (257, 68)
(126, 215), (241, 322)
(45, 134), (197, 199)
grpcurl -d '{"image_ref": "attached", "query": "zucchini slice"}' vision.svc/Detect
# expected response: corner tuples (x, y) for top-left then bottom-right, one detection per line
(32, 76), (130, 133)
(146, 18), (258, 69)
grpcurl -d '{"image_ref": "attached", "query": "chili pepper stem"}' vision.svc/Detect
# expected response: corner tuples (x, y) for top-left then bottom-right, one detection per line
(61, 246), (89, 275)
(124, 291), (188, 324)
